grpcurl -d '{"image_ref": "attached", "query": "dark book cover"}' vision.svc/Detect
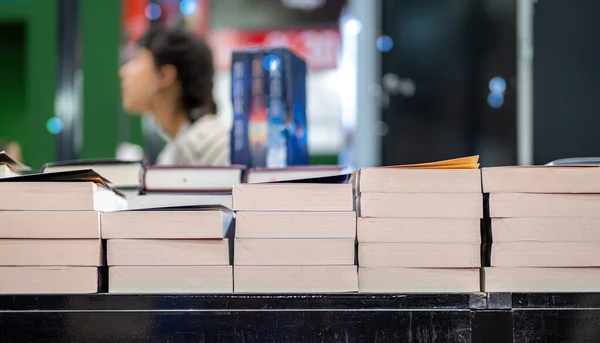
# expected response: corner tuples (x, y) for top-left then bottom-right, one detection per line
(0, 169), (109, 185)
(230, 51), (253, 167)
(230, 47), (308, 169)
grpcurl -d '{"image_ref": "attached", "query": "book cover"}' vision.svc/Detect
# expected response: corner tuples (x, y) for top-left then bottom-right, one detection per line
(230, 51), (252, 167)
(230, 47), (308, 168)
(263, 47), (308, 167)
(248, 50), (268, 168)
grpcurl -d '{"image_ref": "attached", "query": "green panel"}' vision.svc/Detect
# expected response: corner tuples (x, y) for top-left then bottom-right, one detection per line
(0, 0), (57, 168)
(81, 0), (121, 159)
(25, 0), (57, 167)
(0, 23), (26, 146)
(309, 154), (339, 166)
(0, 0), (27, 20)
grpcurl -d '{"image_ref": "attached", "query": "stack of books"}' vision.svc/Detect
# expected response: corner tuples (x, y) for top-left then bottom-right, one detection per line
(102, 206), (234, 293)
(0, 171), (126, 293)
(483, 166), (600, 292)
(357, 157), (482, 292)
(232, 179), (358, 293)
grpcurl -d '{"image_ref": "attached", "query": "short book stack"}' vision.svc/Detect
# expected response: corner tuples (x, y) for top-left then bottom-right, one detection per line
(232, 180), (358, 293)
(0, 175), (126, 294)
(483, 166), (600, 292)
(102, 206), (234, 293)
(357, 157), (482, 292)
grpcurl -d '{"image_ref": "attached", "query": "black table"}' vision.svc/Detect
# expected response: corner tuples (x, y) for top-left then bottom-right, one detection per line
(1, 293), (599, 342)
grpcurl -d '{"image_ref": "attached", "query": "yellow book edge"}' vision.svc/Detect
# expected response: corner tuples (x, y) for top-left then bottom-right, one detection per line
(383, 156), (480, 170)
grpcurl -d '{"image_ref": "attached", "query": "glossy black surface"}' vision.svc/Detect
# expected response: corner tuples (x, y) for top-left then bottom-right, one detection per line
(0, 311), (473, 342)
(0, 293), (477, 311)
(2, 293), (600, 342)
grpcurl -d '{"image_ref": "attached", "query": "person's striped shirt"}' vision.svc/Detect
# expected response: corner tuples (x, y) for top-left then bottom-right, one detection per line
(156, 114), (230, 166)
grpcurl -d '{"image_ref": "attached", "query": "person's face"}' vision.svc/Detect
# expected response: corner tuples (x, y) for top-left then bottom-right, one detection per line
(119, 48), (161, 114)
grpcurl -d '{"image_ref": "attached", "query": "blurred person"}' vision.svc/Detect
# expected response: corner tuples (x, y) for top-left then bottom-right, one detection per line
(119, 27), (229, 166)
(0, 139), (22, 162)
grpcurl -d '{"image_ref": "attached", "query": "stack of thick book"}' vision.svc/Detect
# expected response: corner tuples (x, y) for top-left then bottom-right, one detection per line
(357, 157), (483, 292)
(483, 166), (600, 292)
(0, 171), (126, 294)
(102, 206), (234, 293)
(232, 179), (358, 292)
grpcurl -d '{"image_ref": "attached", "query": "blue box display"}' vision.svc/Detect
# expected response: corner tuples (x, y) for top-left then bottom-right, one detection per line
(230, 47), (308, 168)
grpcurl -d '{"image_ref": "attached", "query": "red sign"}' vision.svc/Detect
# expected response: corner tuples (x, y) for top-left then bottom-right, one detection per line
(207, 29), (341, 71)
(123, 0), (149, 42)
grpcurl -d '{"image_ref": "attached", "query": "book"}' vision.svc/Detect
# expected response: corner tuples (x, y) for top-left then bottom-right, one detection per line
(357, 218), (481, 243)
(142, 165), (244, 192)
(483, 267), (600, 292)
(0, 239), (103, 266)
(245, 165), (344, 183)
(358, 242), (480, 268)
(107, 239), (230, 266)
(233, 183), (353, 211)
(109, 266), (233, 293)
(386, 156), (480, 169)
(0, 181), (126, 211)
(482, 166), (600, 193)
(0, 151), (31, 172)
(230, 50), (252, 167)
(235, 211), (356, 239)
(0, 168), (109, 184)
(0, 267), (100, 294)
(359, 268), (480, 293)
(127, 193), (232, 210)
(358, 156), (480, 193)
(234, 266), (358, 293)
(491, 217), (600, 242)
(491, 242), (600, 267)
(0, 211), (99, 239)
(230, 47), (308, 168)
(101, 206), (233, 239)
(489, 193), (600, 218)
(358, 193), (483, 219)
(359, 169), (481, 194)
(0, 164), (20, 178)
(234, 238), (355, 266)
(42, 159), (144, 189)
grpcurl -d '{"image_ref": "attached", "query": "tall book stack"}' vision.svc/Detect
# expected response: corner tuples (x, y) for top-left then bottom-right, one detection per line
(232, 179), (358, 293)
(357, 157), (483, 292)
(0, 171), (126, 294)
(102, 206), (234, 293)
(483, 166), (600, 292)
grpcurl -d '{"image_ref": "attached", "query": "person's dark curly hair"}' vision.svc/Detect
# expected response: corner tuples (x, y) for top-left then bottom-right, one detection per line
(138, 27), (217, 121)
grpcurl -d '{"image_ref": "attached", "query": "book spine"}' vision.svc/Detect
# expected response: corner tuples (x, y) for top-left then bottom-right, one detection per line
(248, 51), (268, 168)
(230, 52), (251, 166)
(286, 50), (309, 166)
(265, 49), (288, 168)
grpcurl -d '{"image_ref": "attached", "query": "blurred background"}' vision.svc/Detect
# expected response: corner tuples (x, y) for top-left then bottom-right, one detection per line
(0, 0), (599, 169)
